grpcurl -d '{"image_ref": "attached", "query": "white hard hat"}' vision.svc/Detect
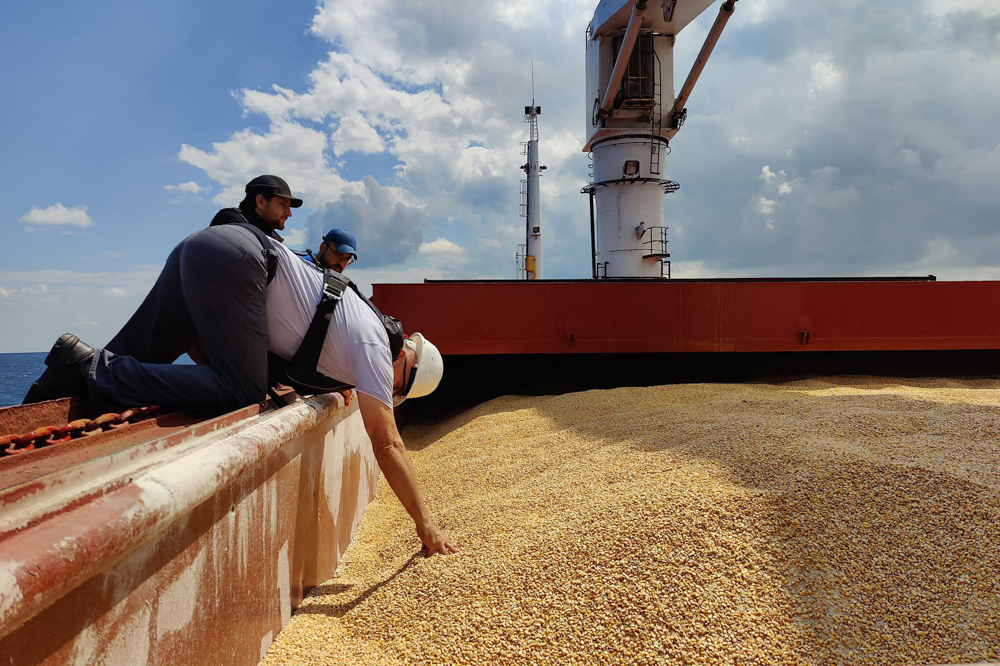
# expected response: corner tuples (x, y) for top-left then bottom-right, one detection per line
(393, 332), (443, 406)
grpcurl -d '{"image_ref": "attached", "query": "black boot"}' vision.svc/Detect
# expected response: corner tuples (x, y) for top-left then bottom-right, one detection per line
(22, 333), (97, 404)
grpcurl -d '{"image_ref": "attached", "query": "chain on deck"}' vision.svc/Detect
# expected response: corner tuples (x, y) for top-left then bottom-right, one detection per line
(0, 405), (161, 457)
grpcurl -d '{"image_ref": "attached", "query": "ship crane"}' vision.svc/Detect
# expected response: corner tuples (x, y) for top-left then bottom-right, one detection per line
(583, 0), (738, 279)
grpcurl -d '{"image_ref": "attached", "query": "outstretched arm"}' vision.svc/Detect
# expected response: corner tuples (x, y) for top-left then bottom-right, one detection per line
(356, 392), (456, 555)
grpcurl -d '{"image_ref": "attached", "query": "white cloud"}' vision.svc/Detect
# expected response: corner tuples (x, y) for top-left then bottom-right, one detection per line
(0, 268), (161, 287)
(743, 0), (786, 24)
(0, 268), (161, 353)
(178, 120), (355, 208)
(923, 0), (1000, 17)
(931, 143), (1000, 205)
(807, 57), (844, 98)
(346, 265), (460, 297)
(759, 166), (782, 183)
(419, 237), (468, 269)
(307, 176), (430, 267)
(420, 238), (466, 256)
(19, 203), (93, 229)
(755, 197), (778, 215)
(282, 226), (308, 248)
(332, 111), (386, 156)
(164, 181), (208, 194)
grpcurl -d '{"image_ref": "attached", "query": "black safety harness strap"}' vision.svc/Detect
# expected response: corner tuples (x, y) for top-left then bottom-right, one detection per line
(266, 275), (350, 408)
(267, 264), (405, 409)
(268, 386), (293, 408)
(283, 270), (353, 392)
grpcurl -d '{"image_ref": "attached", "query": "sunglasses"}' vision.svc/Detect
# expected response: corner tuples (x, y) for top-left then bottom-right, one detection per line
(333, 251), (356, 265)
(396, 338), (419, 400)
(322, 245), (356, 264)
(405, 363), (418, 395)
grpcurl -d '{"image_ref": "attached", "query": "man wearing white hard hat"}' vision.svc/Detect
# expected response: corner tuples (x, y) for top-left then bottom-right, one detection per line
(263, 236), (455, 556)
(393, 333), (444, 406)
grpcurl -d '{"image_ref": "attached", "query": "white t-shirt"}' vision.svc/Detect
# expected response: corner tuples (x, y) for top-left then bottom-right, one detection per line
(265, 239), (394, 407)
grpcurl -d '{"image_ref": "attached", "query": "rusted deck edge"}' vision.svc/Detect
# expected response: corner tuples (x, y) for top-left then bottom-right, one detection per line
(0, 405), (272, 530)
(0, 393), (344, 642)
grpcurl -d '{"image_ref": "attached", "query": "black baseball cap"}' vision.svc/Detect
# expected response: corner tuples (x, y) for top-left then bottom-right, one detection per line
(245, 175), (303, 208)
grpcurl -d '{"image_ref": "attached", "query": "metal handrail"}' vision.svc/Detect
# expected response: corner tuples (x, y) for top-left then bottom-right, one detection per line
(641, 225), (670, 258)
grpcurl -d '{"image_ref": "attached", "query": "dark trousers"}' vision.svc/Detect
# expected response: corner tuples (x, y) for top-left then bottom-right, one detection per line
(88, 225), (269, 415)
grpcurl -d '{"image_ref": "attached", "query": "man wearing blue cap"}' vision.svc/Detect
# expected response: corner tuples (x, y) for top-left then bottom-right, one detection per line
(304, 229), (357, 273)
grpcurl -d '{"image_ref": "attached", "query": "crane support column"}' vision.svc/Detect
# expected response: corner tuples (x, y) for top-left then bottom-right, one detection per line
(597, 0), (649, 122)
(670, 0), (738, 127)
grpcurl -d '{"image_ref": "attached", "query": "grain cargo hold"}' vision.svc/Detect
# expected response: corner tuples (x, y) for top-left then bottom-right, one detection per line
(264, 378), (1000, 666)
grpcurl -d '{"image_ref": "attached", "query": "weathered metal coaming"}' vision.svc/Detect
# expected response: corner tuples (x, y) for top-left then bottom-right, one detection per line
(0, 394), (379, 666)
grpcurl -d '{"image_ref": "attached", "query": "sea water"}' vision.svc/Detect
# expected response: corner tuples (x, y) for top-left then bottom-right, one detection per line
(0, 352), (195, 408)
(0, 352), (46, 408)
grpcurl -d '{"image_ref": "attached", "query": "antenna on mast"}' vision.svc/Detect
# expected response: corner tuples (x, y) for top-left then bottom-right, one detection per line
(531, 60), (535, 105)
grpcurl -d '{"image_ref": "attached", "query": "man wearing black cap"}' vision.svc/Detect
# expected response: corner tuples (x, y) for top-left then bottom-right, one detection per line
(210, 174), (303, 241)
(23, 175), (307, 415)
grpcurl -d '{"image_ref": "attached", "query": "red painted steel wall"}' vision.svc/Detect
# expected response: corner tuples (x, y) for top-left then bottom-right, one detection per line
(0, 395), (379, 666)
(372, 280), (1000, 354)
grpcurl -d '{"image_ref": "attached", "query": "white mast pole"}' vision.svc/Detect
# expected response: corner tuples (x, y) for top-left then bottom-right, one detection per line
(525, 102), (543, 280)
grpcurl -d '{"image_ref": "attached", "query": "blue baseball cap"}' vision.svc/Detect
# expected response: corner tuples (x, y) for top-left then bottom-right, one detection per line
(323, 229), (358, 257)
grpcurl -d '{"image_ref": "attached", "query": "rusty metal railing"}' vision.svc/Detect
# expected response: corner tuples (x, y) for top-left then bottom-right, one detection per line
(0, 405), (161, 456)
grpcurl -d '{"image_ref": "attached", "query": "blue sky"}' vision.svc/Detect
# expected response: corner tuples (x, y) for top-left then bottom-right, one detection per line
(3, 0), (1000, 352)
(3, 0), (327, 268)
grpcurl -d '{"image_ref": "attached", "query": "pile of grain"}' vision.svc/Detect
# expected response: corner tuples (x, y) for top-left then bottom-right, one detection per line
(262, 377), (1000, 666)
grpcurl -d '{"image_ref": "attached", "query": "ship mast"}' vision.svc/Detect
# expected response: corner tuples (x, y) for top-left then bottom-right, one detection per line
(517, 66), (545, 280)
(523, 103), (543, 280)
